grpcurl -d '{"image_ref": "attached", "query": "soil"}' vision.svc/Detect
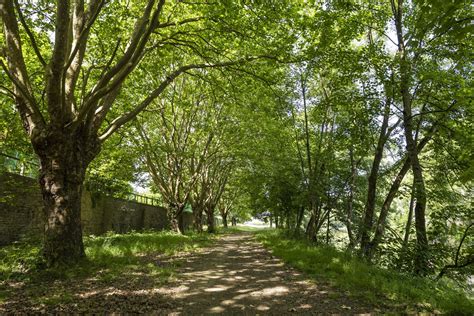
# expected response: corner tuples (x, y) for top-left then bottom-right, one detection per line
(0, 232), (387, 315)
(161, 232), (385, 315)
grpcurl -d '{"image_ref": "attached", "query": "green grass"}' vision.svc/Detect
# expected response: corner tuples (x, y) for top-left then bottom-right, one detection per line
(256, 229), (474, 315)
(0, 230), (214, 283)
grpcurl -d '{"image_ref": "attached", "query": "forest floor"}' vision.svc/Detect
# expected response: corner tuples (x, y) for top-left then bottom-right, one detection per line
(1, 231), (388, 315)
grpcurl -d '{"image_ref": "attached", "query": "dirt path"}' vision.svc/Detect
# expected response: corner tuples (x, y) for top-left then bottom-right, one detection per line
(159, 232), (380, 315)
(1, 233), (384, 315)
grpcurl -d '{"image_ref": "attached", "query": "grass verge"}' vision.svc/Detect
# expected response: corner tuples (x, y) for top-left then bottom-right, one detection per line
(256, 229), (473, 315)
(0, 230), (214, 306)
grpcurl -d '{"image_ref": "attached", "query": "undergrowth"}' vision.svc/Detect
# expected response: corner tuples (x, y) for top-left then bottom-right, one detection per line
(256, 229), (473, 315)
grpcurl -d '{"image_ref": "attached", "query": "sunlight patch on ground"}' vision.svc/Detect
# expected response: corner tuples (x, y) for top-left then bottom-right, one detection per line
(204, 285), (232, 292)
(256, 304), (270, 311)
(251, 285), (289, 297)
(208, 306), (225, 313)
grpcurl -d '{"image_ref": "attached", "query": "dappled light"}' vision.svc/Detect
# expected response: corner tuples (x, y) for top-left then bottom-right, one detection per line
(138, 233), (378, 315)
(1, 232), (380, 314)
(1, 0), (472, 314)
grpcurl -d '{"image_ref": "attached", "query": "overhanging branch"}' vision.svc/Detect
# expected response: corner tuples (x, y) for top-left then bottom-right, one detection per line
(98, 56), (265, 141)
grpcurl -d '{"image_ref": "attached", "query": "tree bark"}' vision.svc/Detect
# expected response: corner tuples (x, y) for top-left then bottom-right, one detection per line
(326, 209), (330, 245)
(396, 178), (415, 268)
(346, 147), (356, 249)
(360, 100), (391, 257)
(192, 206), (203, 232)
(35, 129), (99, 266)
(393, 0), (428, 274)
(368, 133), (432, 259)
(295, 205), (305, 235)
(222, 212), (228, 228)
(403, 178), (416, 247)
(206, 208), (216, 233)
(168, 203), (184, 233)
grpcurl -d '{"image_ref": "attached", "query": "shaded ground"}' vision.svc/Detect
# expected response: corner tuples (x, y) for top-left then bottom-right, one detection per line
(162, 232), (384, 315)
(1, 232), (387, 314)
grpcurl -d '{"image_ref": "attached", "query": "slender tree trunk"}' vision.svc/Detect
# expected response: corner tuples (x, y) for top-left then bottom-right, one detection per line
(369, 134), (433, 258)
(393, 0), (428, 274)
(305, 213), (315, 238)
(403, 178), (416, 247)
(326, 209), (330, 245)
(346, 147), (356, 249)
(286, 208), (291, 230)
(295, 205), (305, 235)
(396, 178), (415, 269)
(360, 101), (391, 257)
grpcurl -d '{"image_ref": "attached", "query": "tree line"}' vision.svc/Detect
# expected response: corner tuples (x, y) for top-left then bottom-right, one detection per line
(1, 0), (472, 283)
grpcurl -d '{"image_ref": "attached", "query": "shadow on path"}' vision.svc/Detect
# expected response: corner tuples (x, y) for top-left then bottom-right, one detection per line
(0, 233), (383, 315)
(160, 233), (379, 315)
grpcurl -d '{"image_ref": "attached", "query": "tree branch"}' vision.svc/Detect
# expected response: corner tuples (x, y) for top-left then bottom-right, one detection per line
(13, 0), (46, 66)
(436, 223), (474, 281)
(98, 56), (262, 141)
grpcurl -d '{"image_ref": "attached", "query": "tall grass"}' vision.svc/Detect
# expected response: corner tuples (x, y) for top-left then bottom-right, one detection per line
(256, 229), (473, 315)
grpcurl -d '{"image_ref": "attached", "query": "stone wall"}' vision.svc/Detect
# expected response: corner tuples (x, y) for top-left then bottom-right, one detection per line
(0, 173), (169, 245)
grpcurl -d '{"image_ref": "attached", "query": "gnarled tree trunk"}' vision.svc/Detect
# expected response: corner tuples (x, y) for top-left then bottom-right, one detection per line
(34, 129), (99, 266)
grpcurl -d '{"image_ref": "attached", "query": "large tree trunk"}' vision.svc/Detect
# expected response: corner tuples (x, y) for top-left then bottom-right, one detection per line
(220, 205), (228, 228)
(206, 208), (216, 233)
(192, 201), (204, 232)
(168, 204), (184, 233)
(35, 129), (99, 266)
(222, 212), (228, 228)
(194, 211), (203, 232)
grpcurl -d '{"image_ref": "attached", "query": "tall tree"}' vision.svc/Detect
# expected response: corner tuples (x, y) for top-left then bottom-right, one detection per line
(0, 0), (288, 265)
